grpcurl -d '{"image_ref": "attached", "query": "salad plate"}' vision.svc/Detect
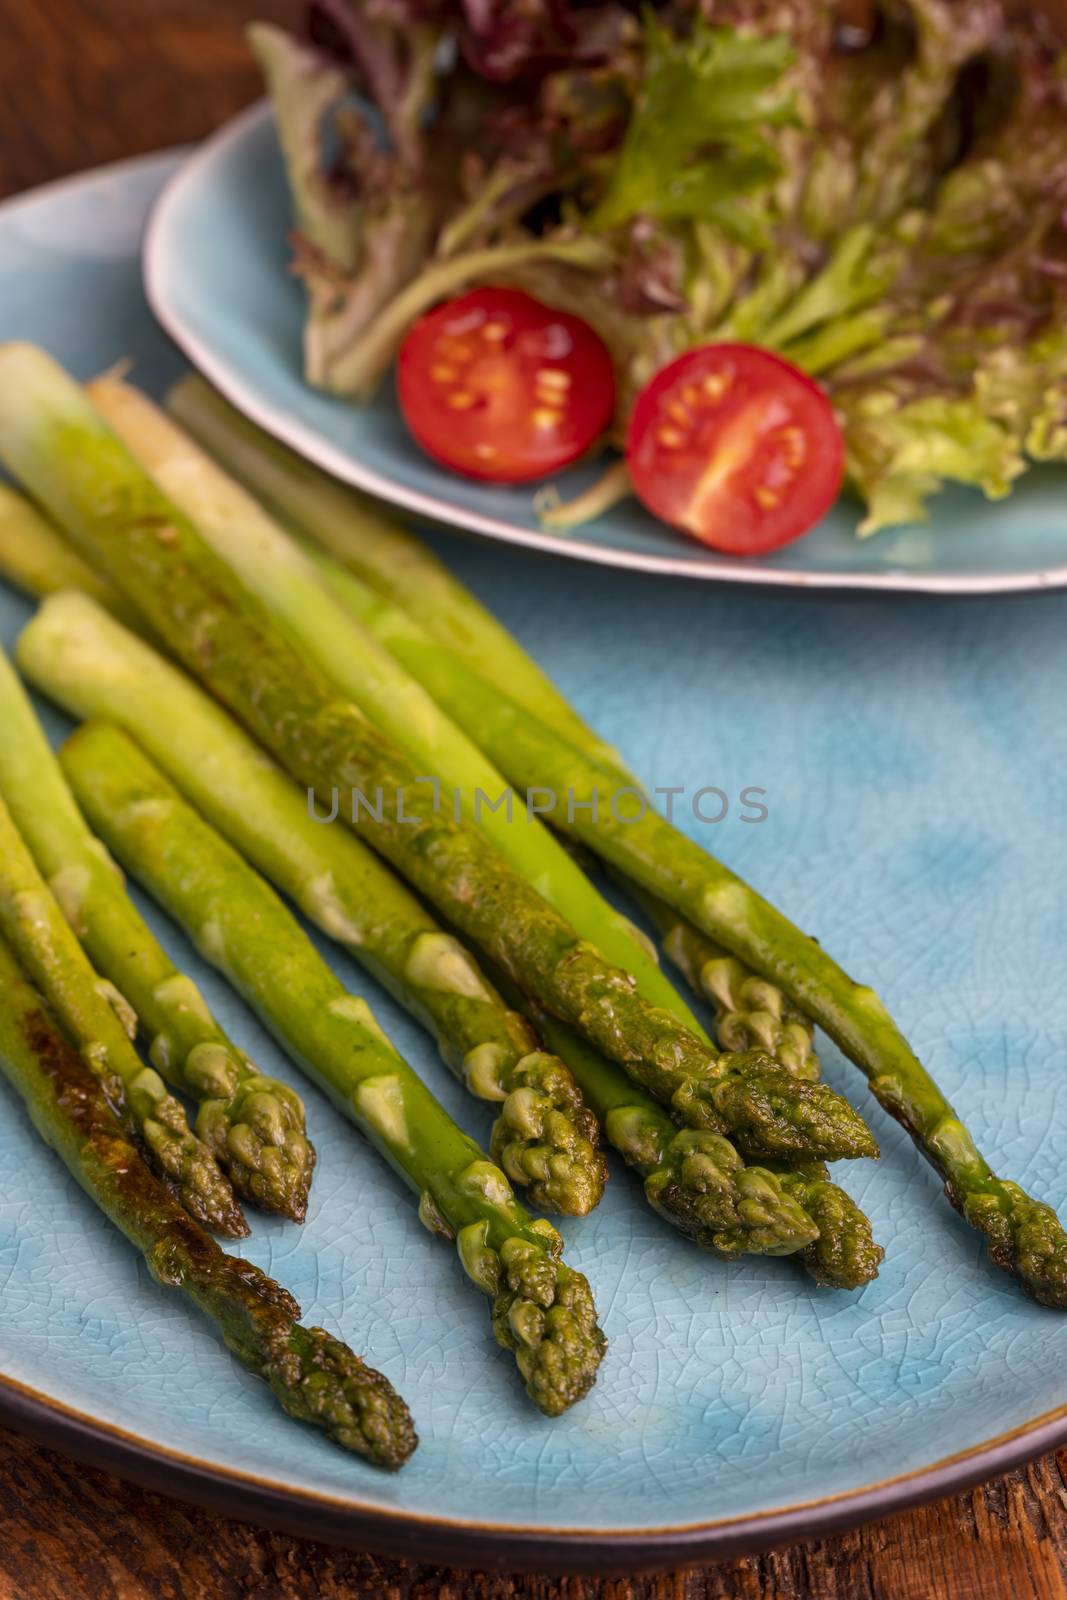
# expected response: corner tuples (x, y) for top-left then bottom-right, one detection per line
(7, 150), (1067, 1572)
(144, 103), (1067, 597)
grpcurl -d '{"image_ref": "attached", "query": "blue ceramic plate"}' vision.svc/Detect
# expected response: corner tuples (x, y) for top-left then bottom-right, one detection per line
(144, 103), (1067, 596)
(5, 152), (1067, 1572)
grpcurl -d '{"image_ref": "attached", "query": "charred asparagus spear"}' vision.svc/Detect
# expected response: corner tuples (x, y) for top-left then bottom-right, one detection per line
(0, 642), (314, 1221)
(0, 788), (245, 1237)
(639, 892), (882, 1288)
(0, 549), (605, 1218)
(0, 933), (415, 1467)
(62, 720), (607, 1416)
(303, 529), (883, 1285)
(501, 988), (819, 1260)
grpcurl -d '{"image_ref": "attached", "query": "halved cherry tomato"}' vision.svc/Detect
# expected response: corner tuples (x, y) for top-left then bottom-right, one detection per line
(626, 343), (844, 554)
(397, 287), (616, 483)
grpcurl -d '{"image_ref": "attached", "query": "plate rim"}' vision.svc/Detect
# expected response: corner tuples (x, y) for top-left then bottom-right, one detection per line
(6, 1367), (1067, 1572)
(3, 144), (1067, 1571)
(144, 100), (1067, 599)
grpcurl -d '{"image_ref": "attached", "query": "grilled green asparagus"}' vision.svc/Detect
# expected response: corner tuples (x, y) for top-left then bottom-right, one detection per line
(0, 503), (841, 1262)
(632, 886), (821, 1081)
(166, 373), (619, 769)
(14, 593), (819, 1255)
(89, 373), (703, 1038)
(501, 986), (818, 1259)
(62, 720), (607, 1415)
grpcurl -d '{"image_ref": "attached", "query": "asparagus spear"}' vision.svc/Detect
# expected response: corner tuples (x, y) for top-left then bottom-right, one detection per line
(0, 483), (124, 615)
(88, 374), (703, 1039)
(304, 529), (880, 1289)
(0, 788), (245, 1236)
(62, 721), (607, 1416)
(761, 1160), (883, 1291)
(165, 373), (623, 770)
(0, 495), (812, 1231)
(0, 349), (871, 1166)
(0, 643), (314, 1221)
(300, 502), (1067, 1306)
(0, 934), (415, 1467)
(15, 598), (815, 1253)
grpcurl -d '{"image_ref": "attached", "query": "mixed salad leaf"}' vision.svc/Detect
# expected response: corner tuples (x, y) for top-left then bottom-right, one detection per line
(255, 0), (1067, 536)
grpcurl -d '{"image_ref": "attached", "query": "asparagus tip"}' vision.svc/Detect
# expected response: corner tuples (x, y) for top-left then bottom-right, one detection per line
(142, 1111), (250, 1238)
(784, 1170), (885, 1290)
(197, 1075), (317, 1224)
(489, 1052), (608, 1217)
(644, 1128), (819, 1258)
(681, 1052), (880, 1163)
(489, 1240), (606, 1416)
(963, 1180), (1067, 1309)
(271, 1323), (418, 1469)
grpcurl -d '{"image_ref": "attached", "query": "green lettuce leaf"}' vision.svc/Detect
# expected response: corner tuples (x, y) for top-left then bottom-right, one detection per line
(591, 19), (796, 239)
(843, 388), (1025, 537)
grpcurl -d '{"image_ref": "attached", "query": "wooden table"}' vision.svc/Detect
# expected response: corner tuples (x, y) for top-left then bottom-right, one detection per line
(2, 4), (1067, 1597)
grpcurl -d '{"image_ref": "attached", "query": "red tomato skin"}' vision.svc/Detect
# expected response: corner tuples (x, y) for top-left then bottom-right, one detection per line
(626, 343), (845, 555)
(397, 287), (616, 484)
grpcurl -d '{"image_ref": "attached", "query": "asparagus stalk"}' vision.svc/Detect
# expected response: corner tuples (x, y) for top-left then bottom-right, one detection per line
(16, 598), (810, 1251)
(309, 539), (880, 1291)
(0, 791), (245, 1237)
(0, 643), (314, 1221)
(165, 373), (623, 771)
(62, 721), (607, 1416)
(0, 933), (415, 1467)
(300, 497), (1067, 1306)
(17, 600), (607, 1219)
(87, 374), (703, 1039)
(0, 483), (132, 621)
(0, 507), (609, 1218)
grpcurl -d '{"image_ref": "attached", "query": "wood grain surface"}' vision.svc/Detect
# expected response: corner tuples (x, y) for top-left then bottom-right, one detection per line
(2, 4), (1067, 1598)
(2, 1422), (1067, 1600)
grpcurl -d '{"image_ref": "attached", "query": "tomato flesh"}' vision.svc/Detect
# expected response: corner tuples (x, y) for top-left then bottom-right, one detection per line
(626, 343), (844, 554)
(398, 287), (616, 483)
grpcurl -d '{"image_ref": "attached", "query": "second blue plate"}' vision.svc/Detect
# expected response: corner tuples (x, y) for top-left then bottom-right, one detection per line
(145, 104), (1067, 596)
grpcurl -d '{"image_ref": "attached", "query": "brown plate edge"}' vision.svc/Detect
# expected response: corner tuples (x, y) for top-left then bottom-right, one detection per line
(3, 1369), (1067, 1575)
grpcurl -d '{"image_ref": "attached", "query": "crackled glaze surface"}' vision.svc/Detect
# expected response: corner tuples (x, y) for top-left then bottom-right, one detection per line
(2, 154), (1067, 1542)
(145, 105), (1067, 594)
